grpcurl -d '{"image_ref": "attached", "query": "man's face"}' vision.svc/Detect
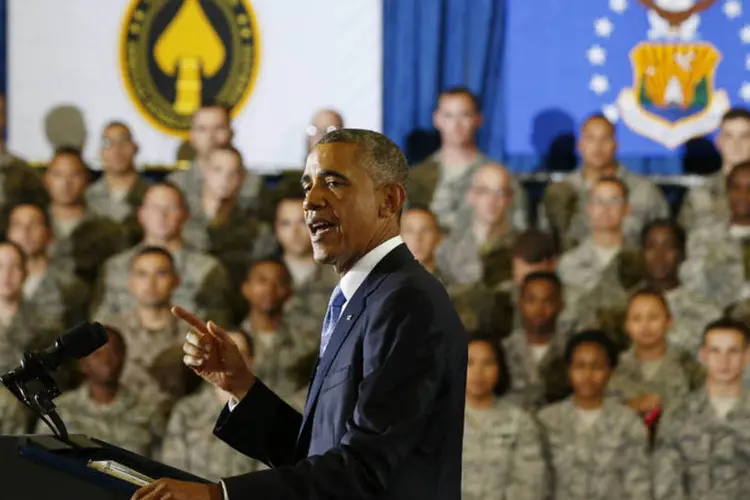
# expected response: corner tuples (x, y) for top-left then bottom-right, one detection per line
(189, 107), (232, 159)
(79, 333), (125, 385)
(137, 186), (188, 241)
(578, 118), (616, 170)
(717, 118), (750, 170)
(0, 245), (24, 301)
(204, 149), (245, 200)
(100, 125), (137, 174)
(466, 340), (500, 400)
(302, 143), (400, 273)
(701, 329), (750, 385)
(400, 209), (441, 264)
(568, 343), (612, 400)
(44, 154), (88, 206)
(274, 199), (311, 258)
(512, 257), (556, 286)
(586, 181), (629, 232)
(241, 262), (292, 314)
(433, 94), (480, 148)
(519, 280), (561, 335)
(307, 110), (343, 151)
(466, 165), (513, 226)
(625, 295), (671, 350)
(128, 253), (178, 308)
(7, 206), (52, 257)
(643, 225), (683, 281)
(728, 167), (750, 222)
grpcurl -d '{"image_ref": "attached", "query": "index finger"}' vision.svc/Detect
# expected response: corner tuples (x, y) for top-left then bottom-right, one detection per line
(171, 306), (210, 336)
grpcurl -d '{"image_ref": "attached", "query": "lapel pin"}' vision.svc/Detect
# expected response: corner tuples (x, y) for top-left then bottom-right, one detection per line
(346, 315), (353, 321)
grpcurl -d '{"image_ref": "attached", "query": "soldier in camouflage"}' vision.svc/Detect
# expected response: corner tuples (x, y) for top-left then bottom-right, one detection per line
(538, 330), (652, 500)
(100, 247), (194, 401)
(539, 114), (668, 250)
(502, 272), (571, 411)
(85, 121), (151, 246)
(43, 147), (127, 284)
(7, 203), (89, 329)
(160, 331), (266, 480)
(462, 334), (548, 500)
(608, 290), (705, 415)
(407, 87), (528, 232)
(653, 318), (750, 500)
(436, 162), (517, 288)
(91, 182), (233, 326)
(167, 103), (263, 217)
(679, 108), (750, 231)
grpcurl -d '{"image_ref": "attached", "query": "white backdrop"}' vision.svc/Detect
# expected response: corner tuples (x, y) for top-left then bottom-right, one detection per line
(8, 0), (382, 172)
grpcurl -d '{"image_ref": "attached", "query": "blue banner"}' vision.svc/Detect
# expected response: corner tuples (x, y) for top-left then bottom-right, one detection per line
(505, 0), (747, 158)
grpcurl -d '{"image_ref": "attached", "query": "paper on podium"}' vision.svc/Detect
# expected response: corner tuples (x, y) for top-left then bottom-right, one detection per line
(88, 459), (154, 487)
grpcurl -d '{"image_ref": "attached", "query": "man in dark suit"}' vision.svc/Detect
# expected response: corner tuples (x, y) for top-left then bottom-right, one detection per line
(132, 129), (468, 500)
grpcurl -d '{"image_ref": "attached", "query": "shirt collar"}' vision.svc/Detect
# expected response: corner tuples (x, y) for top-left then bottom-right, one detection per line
(339, 235), (403, 301)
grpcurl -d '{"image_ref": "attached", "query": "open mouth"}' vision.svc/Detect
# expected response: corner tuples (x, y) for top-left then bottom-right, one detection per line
(309, 220), (338, 238)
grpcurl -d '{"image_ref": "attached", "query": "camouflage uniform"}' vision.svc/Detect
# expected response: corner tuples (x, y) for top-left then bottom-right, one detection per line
(168, 164), (265, 217)
(239, 317), (317, 399)
(607, 346), (705, 409)
(25, 267), (90, 329)
(91, 244), (233, 326)
(282, 264), (339, 349)
(160, 384), (266, 480)
(436, 225), (516, 288)
(48, 211), (128, 284)
(0, 154), (49, 234)
(663, 286), (722, 356)
(462, 398), (548, 500)
(446, 281), (500, 335)
(102, 311), (192, 400)
(85, 175), (151, 245)
(680, 224), (748, 308)
(538, 397), (652, 500)
(0, 387), (29, 435)
(502, 329), (571, 411)
(558, 240), (644, 293)
(35, 384), (169, 458)
(678, 171), (728, 232)
(653, 390), (750, 500)
(0, 301), (60, 373)
(407, 153), (529, 231)
(539, 166), (669, 250)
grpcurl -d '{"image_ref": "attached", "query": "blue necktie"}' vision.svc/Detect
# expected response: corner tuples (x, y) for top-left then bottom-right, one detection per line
(319, 285), (346, 357)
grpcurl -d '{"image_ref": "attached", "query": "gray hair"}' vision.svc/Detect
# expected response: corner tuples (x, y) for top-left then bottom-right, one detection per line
(316, 128), (409, 187)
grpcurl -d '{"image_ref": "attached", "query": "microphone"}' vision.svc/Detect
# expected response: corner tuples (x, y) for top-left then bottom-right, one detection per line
(0, 322), (108, 386)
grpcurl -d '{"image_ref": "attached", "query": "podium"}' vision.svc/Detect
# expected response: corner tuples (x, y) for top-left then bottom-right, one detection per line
(0, 434), (209, 499)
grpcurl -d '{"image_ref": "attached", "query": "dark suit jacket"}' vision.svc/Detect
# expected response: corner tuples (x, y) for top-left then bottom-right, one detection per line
(213, 243), (467, 499)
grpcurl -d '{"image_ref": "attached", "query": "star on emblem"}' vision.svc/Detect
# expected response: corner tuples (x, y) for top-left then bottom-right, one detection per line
(724, 0), (743, 19)
(587, 45), (607, 66)
(594, 17), (614, 38)
(590, 75), (610, 95)
(602, 104), (620, 123)
(610, 0), (628, 14)
(741, 82), (750, 102)
(742, 25), (750, 44)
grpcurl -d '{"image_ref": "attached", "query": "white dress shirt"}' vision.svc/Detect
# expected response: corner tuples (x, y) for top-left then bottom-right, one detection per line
(221, 235), (404, 498)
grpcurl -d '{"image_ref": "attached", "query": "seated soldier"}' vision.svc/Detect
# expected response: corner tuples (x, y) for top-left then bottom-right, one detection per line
(538, 330), (651, 500)
(43, 147), (126, 283)
(0, 384), (29, 435)
(558, 177), (644, 293)
(102, 246), (194, 401)
(437, 162), (517, 288)
(401, 206), (445, 282)
(654, 318), (750, 500)
(85, 121), (150, 245)
(463, 332), (547, 500)
(0, 241), (59, 372)
(91, 182), (232, 325)
(608, 291), (705, 419)
(160, 330), (266, 480)
(7, 203), (90, 328)
(538, 113), (668, 250)
(682, 161), (750, 308)
(502, 272), (570, 411)
(239, 258), (318, 398)
(636, 219), (722, 355)
(35, 327), (168, 458)
(273, 193), (337, 333)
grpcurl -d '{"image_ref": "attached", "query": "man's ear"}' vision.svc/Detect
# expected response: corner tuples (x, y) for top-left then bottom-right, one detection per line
(379, 183), (406, 219)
